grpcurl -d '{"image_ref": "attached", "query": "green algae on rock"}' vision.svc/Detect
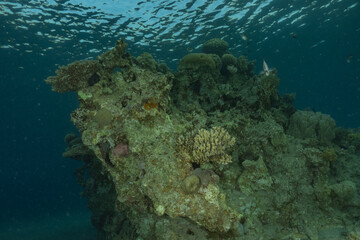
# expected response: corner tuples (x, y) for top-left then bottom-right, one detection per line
(48, 39), (360, 240)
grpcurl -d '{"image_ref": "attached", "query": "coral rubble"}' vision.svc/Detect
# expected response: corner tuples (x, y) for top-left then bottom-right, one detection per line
(47, 39), (360, 240)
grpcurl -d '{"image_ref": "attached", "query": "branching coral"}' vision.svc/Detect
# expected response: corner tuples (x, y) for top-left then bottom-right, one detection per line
(179, 126), (235, 165)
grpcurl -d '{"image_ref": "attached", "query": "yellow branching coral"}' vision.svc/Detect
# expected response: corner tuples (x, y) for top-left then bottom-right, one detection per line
(179, 127), (235, 165)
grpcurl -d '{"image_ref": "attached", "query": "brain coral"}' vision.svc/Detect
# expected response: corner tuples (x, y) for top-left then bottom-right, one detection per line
(177, 53), (216, 72)
(182, 174), (201, 194)
(201, 38), (229, 56)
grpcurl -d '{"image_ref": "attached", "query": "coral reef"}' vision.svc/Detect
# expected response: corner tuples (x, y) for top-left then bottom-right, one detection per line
(45, 60), (101, 93)
(237, 55), (255, 77)
(178, 53), (216, 72)
(178, 126), (235, 165)
(288, 110), (336, 143)
(182, 174), (201, 194)
(221, 53), (238, 75)
(201, 38), (229, 56)
(48, 38), (360, 240)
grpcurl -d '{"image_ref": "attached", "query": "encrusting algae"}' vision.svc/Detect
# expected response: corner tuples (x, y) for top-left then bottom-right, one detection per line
(47, 39), (360, 240)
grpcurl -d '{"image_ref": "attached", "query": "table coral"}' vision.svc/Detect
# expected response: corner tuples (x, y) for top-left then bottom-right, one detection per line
(45, 60), (101, 93)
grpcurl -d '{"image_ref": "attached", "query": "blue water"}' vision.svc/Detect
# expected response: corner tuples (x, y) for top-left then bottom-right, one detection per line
(0, 0), (359, 239)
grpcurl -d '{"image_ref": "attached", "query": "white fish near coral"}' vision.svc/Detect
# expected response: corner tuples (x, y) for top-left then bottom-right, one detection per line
(263, 57), (270, 76)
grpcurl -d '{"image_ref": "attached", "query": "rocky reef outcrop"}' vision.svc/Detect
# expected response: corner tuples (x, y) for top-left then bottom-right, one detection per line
(47, 39), (360, 240)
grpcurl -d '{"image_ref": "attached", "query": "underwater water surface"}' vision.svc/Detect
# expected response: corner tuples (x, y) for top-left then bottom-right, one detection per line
(0, 0), (359, 239)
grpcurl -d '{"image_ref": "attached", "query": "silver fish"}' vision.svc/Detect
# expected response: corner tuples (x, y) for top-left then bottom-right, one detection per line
(263, 57), (270, 76)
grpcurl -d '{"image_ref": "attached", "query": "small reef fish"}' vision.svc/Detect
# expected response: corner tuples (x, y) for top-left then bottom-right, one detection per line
(241, 34), (250, 48)
(346, 54), (354, 63)
(263, 57), (270, 76)
(290, 32), (298, 38)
